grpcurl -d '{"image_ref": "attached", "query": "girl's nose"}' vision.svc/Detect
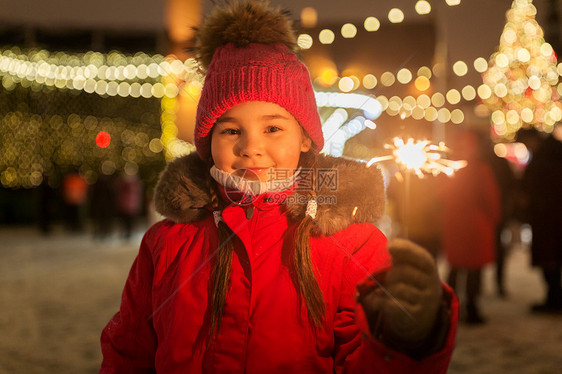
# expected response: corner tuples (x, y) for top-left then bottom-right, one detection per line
(238, 133), (263, 157)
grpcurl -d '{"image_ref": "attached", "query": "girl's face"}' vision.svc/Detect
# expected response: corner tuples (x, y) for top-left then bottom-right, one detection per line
(211, 101), (312, 182)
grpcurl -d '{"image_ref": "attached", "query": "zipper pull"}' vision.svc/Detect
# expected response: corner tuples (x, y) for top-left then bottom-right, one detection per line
(246, 206), (255, 220)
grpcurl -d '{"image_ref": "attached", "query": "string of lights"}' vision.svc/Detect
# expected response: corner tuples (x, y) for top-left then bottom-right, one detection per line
(0, 47), (488, 97)
(0, 46), (476, 128)
(0, 48), (202, 99)
(4, 43), (561, 105)
(298, 0), (462, 48)
(375, 94), (466, 124)
(4, 44), (560, 127)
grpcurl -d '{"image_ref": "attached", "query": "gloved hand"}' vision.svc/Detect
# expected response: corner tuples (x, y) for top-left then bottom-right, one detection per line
(360, 238), (443, 349)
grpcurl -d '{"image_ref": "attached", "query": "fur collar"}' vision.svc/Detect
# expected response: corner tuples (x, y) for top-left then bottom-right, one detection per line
(154, 152), (386, 236)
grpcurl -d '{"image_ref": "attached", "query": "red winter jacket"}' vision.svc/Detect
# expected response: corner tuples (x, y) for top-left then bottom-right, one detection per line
(100, 153), (458, 373)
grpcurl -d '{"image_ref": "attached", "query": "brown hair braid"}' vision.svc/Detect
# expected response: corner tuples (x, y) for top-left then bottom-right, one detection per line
(206, 166), (235, 339)
(292, 150), (325, 327)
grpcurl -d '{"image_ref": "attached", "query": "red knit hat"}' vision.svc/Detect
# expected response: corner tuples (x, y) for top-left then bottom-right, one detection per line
(192, 1), (324, 160)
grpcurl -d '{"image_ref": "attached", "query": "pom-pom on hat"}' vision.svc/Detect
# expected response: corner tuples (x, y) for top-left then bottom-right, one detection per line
(192, 0), (324, 160)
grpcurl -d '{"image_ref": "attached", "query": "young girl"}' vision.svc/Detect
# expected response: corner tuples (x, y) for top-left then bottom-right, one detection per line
(100, 1), (458, 373)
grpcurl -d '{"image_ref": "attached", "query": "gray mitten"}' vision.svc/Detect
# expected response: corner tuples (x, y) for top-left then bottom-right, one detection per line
(360, 238), (443, 350)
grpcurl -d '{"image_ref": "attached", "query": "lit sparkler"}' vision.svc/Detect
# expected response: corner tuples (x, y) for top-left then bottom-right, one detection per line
(365, 137), (467, 239)
(366, 137), (467, 178)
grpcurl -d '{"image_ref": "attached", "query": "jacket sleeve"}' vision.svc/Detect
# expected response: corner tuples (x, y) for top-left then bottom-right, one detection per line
(332, 225), (459, 374)
(99, 224), (161, 373)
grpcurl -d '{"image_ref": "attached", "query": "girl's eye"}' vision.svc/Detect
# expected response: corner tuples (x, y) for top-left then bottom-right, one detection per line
(266, 126), (281, 133)
(221, 128), (240, 135)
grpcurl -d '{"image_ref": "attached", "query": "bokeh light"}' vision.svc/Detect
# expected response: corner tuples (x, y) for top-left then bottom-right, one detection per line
(462, 85), (476, 100)
(362, 74), (377, 89)
(297, 34), (313, 49)
(338, 77), (354, 92)
(319, 29), (335, 44)
(453, 61), (468, 76)
(396, 68), (412, 84)
(415, 76), (430, 91)
(300, 7), (318, 28)
(431, 92), (445, 107)
(417, 94), (431, 108)
(96, 131), (111, 148)
(388, 8), (404, 23)
(341, 23), (358, 38)
(417, 66), (432, 79)
(364, 16), (381, 31)
(415, 1), (432, 15)
(474, 57), (489, 72)
(381, 72), (396, 86)
(446, 89), (461, 105)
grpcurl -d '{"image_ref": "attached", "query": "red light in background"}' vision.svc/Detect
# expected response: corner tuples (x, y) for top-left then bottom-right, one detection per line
(96, 131), (111, 148)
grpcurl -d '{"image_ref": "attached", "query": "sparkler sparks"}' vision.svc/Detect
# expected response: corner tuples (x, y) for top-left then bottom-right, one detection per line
(367, 137), (467, 178)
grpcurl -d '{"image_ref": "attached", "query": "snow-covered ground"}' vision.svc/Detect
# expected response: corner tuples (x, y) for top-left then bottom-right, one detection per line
(0, 225), (560, 373)
(443, 244), (562, 374)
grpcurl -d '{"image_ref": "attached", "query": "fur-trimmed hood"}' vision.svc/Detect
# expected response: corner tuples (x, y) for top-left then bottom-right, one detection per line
(154, 152), (386, 236)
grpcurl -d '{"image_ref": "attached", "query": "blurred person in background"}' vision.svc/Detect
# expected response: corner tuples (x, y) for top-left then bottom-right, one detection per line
(115, 172), (143, 240)
(62, 171), (88, 232)
(514, 128), (543, 222)
(521, 124), (562, 314)
(440, 129), (501, 324)
(90, 174), (116, 240)
(38, 174), (56, 235)
(484, 137), (517, 297)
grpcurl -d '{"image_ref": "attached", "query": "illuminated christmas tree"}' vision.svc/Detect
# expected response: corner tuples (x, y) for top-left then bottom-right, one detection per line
(483, 0), (562, 141)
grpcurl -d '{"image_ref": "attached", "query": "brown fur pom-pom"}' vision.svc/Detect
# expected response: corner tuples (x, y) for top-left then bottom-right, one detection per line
(193, 0), (298, 69)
